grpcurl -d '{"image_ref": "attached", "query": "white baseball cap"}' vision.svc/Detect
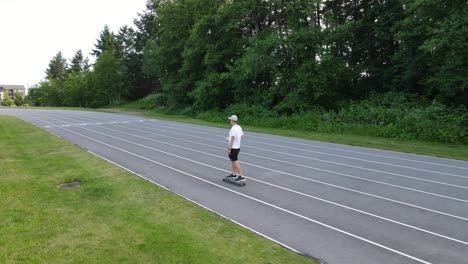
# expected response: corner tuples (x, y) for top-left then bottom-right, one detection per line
(228, 115), (238, 122)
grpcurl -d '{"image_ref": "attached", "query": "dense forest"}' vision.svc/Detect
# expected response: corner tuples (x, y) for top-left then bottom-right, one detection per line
(26, 0), (467, 143)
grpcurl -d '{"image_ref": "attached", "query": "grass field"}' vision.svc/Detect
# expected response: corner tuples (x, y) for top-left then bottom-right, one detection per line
(103, 108), (468, 161)
(0, 115), (315, 264)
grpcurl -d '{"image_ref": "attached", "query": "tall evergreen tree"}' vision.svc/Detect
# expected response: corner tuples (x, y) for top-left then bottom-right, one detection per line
(144, 0), (224, 107)
(134, 1), (161, 52)
(92, 25), (120, 58)
(70, 49), (90, 73)
(46, 51), (68, 82)
(117, 25), (154, 100)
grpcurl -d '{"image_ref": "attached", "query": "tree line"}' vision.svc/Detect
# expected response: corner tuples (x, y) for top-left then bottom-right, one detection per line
(28, 0), (467, 111)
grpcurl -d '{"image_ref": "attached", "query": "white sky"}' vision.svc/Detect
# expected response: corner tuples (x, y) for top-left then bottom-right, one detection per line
(0, 0), (147, 89)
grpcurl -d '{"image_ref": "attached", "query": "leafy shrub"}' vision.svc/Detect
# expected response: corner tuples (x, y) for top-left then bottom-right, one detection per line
(1, 97), (14, 106)
(122, 93), (168, 110)
(139, 93), (168, 108)
(224, 104), (276, 125)
(328, 93), (467, 143)
(123, 92), (467, 143)
(392, 103), (467, 143)
(334, 92), (421, 126)
(196, 110), (225, 122)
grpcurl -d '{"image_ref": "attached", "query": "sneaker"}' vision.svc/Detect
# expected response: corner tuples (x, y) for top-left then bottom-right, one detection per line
(235, 176), (246, 182)
(226, 174), (237, 179)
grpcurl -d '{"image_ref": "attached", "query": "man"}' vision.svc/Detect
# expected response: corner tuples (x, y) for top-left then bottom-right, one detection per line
(226, 115), (245, 183)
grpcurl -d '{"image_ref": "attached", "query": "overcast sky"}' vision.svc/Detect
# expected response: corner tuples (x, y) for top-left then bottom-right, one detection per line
(0, 0), (147, 88)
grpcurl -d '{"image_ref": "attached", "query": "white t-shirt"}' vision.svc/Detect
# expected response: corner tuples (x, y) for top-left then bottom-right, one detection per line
(228, 125), (243, 149)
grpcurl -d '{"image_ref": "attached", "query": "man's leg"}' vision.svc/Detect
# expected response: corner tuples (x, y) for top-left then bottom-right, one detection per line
(231, 161), (237, 175)
(235, 161), (243, 176)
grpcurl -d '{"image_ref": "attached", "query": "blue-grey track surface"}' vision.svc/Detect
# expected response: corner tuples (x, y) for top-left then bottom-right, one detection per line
(2, 109), (468, 264)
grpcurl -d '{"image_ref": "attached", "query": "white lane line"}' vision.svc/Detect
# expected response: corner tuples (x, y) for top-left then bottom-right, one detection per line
(115, 121), (468, 184)
(99, 120), (468, 192)
(153, 119), (468, 170)
(63, 114), (143, 127)
(69, 112), (137, 123)
(74, 125), (468, 245)
(39, 112), (468, 222)
(30, 116), (432, 264)
(17, 116), (62, 139)
(145, 122), (468, 178)
(146, 118), (468, 170)
(36, 115), (468, 246)
(41, 113), (468, 221)
(44, 113), (468, 204)
(101, 123), (468, 222)
(32, 119), (139, 128)
(26, 111), (311, 260)
(242, 141), (468, 178)
(86, 151), (310, 260)
(243, 134), (468, 169)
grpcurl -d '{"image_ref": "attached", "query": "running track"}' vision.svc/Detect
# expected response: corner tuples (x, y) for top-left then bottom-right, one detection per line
(2, 109), (468, 264)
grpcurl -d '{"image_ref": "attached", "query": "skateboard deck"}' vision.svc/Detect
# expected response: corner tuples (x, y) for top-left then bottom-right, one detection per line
(223, 177), (246, 186)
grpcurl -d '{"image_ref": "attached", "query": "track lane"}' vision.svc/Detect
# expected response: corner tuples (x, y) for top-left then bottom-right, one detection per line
(29, 114), (468, 264)
(99, 122), (468, 221)
(130, 120), (468, 179)
(60, 110), (468, 173)
(3, 109), (468, 264)
(21, 113), (430, 264)
(72, 112), (468, 186)
(87, 111), (468, 170)
(58, 113), (468, 204)
(55, 116), (468, 241)
(41, 112), (468, 219)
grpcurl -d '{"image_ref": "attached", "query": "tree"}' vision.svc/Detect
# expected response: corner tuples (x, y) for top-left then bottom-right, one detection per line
(63, 72), (89, 107)
(30, 0), (468, 111)
(134, 0), (161, 52)
(93, 51), (128, 105)
(40, 52), (70, 106)
(24, 84), (44, 106)
(419, 1), (468, 104)
(92, 25), (120, 58)
(1, 93), (14, 106)
(181, 1), (249, 110)
(34, 80), (64, 106)
(14, 92), (24, 106)
(46, 51), (68, 83)
(70, 50), (90, 73)
(116, 25), (153, 100)
(393, 0), (466, 102)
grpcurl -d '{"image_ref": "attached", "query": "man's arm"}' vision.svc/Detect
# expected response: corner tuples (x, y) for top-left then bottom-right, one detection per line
(229, 136), (235, 151)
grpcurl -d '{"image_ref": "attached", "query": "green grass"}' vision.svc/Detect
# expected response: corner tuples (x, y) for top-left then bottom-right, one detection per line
(103, 108), (468, 161)
(0, 115), (315, 264)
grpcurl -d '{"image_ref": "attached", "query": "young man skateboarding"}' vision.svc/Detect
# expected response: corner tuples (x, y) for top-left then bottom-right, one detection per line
(225, 115), (245, 184)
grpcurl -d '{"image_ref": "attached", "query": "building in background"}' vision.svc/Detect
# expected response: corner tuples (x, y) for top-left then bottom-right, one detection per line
(0, 85), (26, 100)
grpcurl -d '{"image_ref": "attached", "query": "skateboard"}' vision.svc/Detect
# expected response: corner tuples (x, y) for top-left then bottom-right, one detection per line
(223, 177), (246, 186)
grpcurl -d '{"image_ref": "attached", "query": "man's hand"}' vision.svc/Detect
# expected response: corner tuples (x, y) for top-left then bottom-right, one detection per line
(228, 136), (235, 154)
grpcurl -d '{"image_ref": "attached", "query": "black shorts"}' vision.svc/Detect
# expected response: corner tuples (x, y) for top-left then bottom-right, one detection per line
(229, 148), (240, 161)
